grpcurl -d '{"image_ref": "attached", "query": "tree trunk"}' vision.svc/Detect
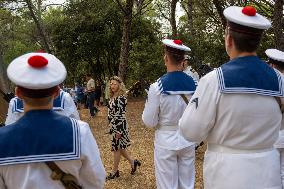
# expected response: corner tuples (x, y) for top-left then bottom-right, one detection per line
(187, 0), (194, 36)
(170, 0), (178, 36)
(272, 0), (284, 51)
(118, 0), (134, 82)
(0, 51), (10, 93)
(25, 0), (52, 53)
(213, 0), (226, 29)
(0, 49), (10, 123)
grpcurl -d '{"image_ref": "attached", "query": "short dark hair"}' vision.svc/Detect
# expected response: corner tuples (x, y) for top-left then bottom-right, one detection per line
(227, 21), (263, 52)
(269, 59), (284, 71)
(18, 86), (58, 98)
(165, 46), (185, 65)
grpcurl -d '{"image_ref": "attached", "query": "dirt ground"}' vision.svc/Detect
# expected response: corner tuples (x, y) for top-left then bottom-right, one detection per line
(80, 98), (205, 189)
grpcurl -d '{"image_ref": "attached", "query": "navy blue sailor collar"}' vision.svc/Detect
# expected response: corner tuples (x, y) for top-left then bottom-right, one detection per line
(12, 90), (65, 113)
(158, 71), (196, 95)
(216, 55), (284, 97)
(0, 110), (80, 165)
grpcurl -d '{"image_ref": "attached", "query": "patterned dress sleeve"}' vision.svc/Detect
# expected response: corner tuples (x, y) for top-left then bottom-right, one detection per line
(117, 95), (127, 114)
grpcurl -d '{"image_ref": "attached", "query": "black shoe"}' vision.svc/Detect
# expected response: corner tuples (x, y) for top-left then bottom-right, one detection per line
(131, 160), (141, 175)
(106, 170), (119, 180)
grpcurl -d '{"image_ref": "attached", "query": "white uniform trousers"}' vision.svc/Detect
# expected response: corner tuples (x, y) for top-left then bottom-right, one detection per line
(278, 149), (284, 189)
(154, 145), (195, 189)
(204, 148), (281, 189)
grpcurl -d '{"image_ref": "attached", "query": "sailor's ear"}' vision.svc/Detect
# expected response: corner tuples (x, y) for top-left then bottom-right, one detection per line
(52, 86), (60, 98)
(15, 87), (23, 99)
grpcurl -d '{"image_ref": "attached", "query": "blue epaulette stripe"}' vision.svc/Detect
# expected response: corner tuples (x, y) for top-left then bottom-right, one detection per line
(62, 96), (65, 109)
(217, 68), (225, 91)
(276, 70), (284, 94)
(217, 68), (284, 97)
(158, 72), (196, 94)
(53, 91), (65, 110)
(12, 99), (17, 113)
(13, 92), (66, 112)
(71, 118), (81, 159)
(0, 157), (80, 166)
(157, 78), (164, 94)
(12, 97), (24, 113)
(163, 91), (195, 95)
(221, 89), (284, 96)
(0, 117), (80, 165)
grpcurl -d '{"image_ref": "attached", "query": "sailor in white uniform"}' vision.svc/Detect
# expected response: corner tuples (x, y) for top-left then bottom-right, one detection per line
(0, 52), (106, 189)
(183, 55), (199, 86)
(142, 39), (196, 189)
(266, 49), (284, 188)
(5, 89), (80, 125)
(180, 6), (283, 189)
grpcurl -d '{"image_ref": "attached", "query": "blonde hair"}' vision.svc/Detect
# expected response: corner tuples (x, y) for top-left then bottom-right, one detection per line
(109, 76), (127, 98)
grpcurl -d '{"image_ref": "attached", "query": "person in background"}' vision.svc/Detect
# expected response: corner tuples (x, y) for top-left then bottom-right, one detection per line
(104, 77), (110, 106)
(142, 39), (196, 189)
(180, 6), (283, 189)
(85, 74), (99, 118)
(0, 52), (105, 188)
(266, 48), (284, 188)
(69, 86), (77, 105)
(75, 82), (85, 110)
(83, 81), (88, 109)
(95, 80), (102, 107)
(183, 55), (199, 86)
(6, 86), (80, 125)
(106, 76), (141, 180)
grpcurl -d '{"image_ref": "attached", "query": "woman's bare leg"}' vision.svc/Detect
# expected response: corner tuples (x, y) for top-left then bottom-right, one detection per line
(113, 150), (121, 172)
(121, 149), (134, 168)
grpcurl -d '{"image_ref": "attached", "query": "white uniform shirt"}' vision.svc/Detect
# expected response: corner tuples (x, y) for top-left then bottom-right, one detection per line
(142, 82), (195, 150)
(180, 70), (283, 150)
(183, 66), (199, 85)
(0, 120), (106, 189)
(5, 91), (80, 125)
(275, 72), (284, 149)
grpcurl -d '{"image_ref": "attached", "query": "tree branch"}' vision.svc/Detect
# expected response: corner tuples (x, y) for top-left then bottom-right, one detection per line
(113, 0), (127, 14)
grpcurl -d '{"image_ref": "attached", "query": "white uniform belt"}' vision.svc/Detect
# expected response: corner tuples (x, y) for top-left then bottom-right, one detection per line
(207, 144), (273, 154)
(157, 125), (178, 131)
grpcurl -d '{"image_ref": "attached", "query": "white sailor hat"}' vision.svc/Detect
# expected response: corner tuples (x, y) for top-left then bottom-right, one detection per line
(162, 39), (191, 52)
(7, 52), (67, 89)
(265, 49), (284, 63)
(223, 6), (271, 30)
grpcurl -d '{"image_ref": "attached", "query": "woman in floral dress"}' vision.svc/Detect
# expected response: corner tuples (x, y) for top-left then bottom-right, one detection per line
(106, 76), (141, 180)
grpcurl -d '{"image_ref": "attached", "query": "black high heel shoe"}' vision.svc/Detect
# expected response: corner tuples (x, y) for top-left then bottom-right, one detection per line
(106, 170), (120, 180)
(131, 159), (141, 175)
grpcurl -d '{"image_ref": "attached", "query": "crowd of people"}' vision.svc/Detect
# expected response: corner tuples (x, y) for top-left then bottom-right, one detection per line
(1, 5), (284, 189)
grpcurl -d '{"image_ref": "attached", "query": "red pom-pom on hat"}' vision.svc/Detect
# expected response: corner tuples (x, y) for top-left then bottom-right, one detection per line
(173, 40), (183, 45)
(28, 55), (48, 68)
(242, 6), (257, 16)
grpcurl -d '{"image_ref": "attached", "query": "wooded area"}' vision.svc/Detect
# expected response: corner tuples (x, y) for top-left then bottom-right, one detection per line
(0, 0), (283, 90)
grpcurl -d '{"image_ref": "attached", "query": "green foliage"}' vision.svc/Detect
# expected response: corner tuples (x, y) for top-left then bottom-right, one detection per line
(0, 7), (39, 65)
(128, 16), (165, 84)
(1, 0), (282, 87)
